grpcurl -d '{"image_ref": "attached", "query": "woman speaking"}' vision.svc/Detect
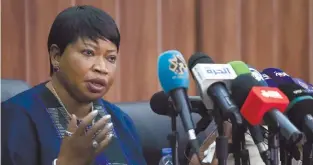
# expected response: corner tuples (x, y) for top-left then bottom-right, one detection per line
(2, 5), (146, 165)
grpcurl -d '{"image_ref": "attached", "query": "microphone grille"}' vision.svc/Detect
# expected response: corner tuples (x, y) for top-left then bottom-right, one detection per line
(231, 73), (263, 107)
(188, 52), (214, 71)
(150, 91), (171, 116)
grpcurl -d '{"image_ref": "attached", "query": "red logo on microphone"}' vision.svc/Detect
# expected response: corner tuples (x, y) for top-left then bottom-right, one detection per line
(240, 87), (290, 125)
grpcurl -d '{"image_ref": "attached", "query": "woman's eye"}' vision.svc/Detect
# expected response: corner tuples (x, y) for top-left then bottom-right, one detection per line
(107, 56), (117, 63)
(82, 49), (94, 56)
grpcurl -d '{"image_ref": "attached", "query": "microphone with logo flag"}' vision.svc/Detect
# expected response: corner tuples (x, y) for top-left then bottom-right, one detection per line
(262, 68), (313, 138)
(229, 61), (270, 165)
(188, 53), (242, 125)
(188, 52), (242, 165)
(157, 50), (202, 165)
(262, 69), (313, 165)
(231, 74), (303, 144)
(230, 74), (304, 165)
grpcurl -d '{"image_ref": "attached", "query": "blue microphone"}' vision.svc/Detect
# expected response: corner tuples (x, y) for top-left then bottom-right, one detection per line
(261, 72), (278, 87)
(158, 50), (189, 93)
(157, 50), (200, 151)
(292, 78), (313, 94)
(262, 68), (294, 84)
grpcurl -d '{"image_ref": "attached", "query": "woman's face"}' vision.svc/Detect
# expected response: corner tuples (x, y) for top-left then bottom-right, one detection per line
(52, 37), (118, 102)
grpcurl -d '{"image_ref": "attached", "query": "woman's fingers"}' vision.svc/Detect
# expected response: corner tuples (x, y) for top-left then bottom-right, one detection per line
(95, 134), (114, 154)
(75, 110), (99, 136)
(93, 123), (113, 142)
(86, 115), (111, 139)
(67, 114), (78, 133)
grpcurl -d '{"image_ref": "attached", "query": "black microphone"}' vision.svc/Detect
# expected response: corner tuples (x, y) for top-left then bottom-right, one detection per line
(150, 91), (214, 135)
(231, 63), (270, 163)
(277, 83), (313, 141)
(150, 91), (210, 116)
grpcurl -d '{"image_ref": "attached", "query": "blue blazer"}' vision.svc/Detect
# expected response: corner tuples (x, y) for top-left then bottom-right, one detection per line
(1, 83), (147, 165)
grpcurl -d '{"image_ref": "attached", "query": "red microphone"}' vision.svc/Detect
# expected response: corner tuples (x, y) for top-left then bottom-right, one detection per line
(231, 74), (304, 145)
(240, 86), (289, 125)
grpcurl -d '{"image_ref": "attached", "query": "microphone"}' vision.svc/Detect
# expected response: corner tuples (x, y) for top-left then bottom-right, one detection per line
(263, 67), (313, 94)
(229, 61), (269, 164)
(230, 74), (303, 145)
(261, 72), (278, 87)
(188, 52), (242, 125)
(150, 91), (214, 137)
(157, 50), (200, 151)
(292, 77), (313, 93)
(277, 83), (313, 140)
(262, 68), (294, 84)
(248, 66), (265, 81)
(150, 91), (210, 116)
(261, 69), (313, 141)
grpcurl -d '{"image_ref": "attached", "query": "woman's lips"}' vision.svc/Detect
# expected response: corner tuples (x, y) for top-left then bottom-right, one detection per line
(85, 79), (107, 93)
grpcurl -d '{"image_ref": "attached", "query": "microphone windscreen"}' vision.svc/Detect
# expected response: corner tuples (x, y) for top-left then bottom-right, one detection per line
(278, 83), (313, 128)
(150, 91), (171, 116)
(262, 68), (294, 84)
(228, 61), (251, 75)
(231, 74), (263, 107)
(187, 52), (214, 70)
(277, 83), (308, 101)
(248, 67), (266, 82)
(157, 50), (189, 93)
(292, 78), (313, 93)
(261, 72), (278, 87)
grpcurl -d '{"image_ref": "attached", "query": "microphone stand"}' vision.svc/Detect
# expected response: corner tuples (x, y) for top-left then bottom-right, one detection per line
(302, 115), (313, 165)
(302, 142), (313, 165)
(213, 108), (229, 165)
(167, 111), (179, 165)
(231, 123), (250, 165)
(183, 109), (213, 165)
(279, 139), (292, 165)
(268, 122), (280, 165)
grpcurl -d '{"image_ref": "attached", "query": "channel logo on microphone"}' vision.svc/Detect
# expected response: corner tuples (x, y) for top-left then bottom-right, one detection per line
(262, 73), (271, 80)
(261, 90), (283, 99)
(249, 67), (264, 82)
(274, 71), (289, 77)
(206, 67), (231, 75)
(169, 54), (188, 75)
(256, 87), (288, 102)
(202, 64), (237, 79)
(157, 50), (190, 93)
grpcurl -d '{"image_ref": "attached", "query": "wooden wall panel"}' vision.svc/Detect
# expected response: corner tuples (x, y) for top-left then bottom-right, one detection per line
(241, 0), (276, 70)
(2, 0), (27, 80)
(118, 0), (159, 102)
(199, 0), (243, 63)
(2, 0), (313, 102)
(275, 0), (310, 81)
(161, 0), (197, 95)
(310, 0), (313, 83)
(26, 0), (74, 85)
